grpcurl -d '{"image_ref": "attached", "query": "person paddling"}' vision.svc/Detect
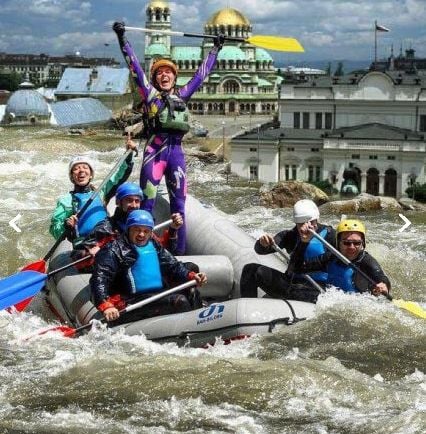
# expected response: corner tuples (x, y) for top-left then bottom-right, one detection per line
(90, 210), (207, 323)
(49, 143), (136, 248)
(240, 199), (336, 303)
(112, 21), (224, 254)
(294, 219), (390, 296)
(73, 181), (184, 270)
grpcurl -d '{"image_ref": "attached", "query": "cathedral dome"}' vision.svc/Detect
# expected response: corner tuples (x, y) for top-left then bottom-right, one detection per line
(147, 1), (169, 9)
(206, 7), (250, 27)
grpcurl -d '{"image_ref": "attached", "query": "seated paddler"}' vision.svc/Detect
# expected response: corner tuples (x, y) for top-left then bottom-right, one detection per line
(49, 141), (136, 249)
(90, 209), (207, 324)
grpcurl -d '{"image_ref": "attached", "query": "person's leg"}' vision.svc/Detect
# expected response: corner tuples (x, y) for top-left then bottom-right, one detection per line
(140, 135), (169, 213)
(240, 263), (262, 297)
(164, 141), (187, 255)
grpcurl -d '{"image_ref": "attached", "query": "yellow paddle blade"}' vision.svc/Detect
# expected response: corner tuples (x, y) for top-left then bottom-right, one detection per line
(392, 299), (426, 319)
(246, 35), (304, 52)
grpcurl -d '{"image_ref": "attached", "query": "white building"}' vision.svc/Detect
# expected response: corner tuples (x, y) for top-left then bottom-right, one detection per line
(231, 69), (426, 197)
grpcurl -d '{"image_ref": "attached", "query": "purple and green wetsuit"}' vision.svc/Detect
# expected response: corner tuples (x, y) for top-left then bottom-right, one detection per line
(116, 34), (220, 254)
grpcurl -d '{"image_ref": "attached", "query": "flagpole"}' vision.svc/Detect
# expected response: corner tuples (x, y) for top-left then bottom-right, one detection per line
(374, 20), (377, 64)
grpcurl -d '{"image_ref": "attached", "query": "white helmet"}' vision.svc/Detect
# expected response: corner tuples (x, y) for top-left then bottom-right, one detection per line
(293, 199), (320, 223)
(68, 156), (95, 181)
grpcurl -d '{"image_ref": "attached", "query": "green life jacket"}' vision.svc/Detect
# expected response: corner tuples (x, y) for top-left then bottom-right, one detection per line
(146, 93), (190, 135)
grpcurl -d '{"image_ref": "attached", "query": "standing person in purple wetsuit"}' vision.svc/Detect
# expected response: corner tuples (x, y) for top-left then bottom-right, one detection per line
(113, 21), (224, 254)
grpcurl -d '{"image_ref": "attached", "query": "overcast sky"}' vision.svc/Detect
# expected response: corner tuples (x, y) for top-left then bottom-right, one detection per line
(1, 0), (425, 65)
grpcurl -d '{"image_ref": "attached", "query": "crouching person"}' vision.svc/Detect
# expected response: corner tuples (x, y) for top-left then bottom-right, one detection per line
(90, 209), (207, 324)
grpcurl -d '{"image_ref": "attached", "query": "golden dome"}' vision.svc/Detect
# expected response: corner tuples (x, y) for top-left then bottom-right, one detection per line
(206, 8), (250, 27)
(148, 1), (169, 9)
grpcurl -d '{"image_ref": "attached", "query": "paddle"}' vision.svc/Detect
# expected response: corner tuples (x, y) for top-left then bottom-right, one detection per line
(308, 229), (426, 319)
(272, 243), (325, 294)
(5, 218), (173, 313)
(124, 26), (304, 53)
(7, 149), (134, 312)
(0, 255), (93, 311)
(37, 279), (198, 338)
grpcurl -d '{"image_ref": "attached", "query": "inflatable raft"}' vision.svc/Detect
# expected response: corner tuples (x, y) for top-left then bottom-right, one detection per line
(26, 190), (316, 346)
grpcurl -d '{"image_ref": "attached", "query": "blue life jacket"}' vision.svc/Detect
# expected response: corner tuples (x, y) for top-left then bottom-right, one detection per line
(302, 227), (328, 283)
(129, 241), (163, 294)
(73, 192), (108, 237)
(327, 260), (357, 292)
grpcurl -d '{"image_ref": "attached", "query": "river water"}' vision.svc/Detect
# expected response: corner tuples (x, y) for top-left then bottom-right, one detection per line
(0, 127), (425, 433)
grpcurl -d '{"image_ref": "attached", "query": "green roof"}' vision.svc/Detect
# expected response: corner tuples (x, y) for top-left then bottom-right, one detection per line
(145, 43), (169, 56)
(258, 78), (273, 87)
(217, 46), (246, 61)
(176, 76), (191, 86)
(255, 48), (273, 62)
(172, 46), (202, 61)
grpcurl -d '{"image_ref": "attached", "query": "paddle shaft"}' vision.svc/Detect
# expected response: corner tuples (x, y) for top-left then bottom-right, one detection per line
(307, 229), (392, 300)
(69, 279), (197, 336)
(272, 243), (324, 293)
(125, 26), (247, 42)
(45, 219), (171, 278)
(43, 149), (134, 261)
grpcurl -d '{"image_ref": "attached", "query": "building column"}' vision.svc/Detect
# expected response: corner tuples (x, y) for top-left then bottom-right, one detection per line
(379, 173), (385, 195)
(361, 172), (367, 193)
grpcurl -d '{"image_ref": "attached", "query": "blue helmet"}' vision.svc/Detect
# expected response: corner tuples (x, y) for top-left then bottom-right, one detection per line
(125, 210), (154, 231)
(116, 182), (144, 201)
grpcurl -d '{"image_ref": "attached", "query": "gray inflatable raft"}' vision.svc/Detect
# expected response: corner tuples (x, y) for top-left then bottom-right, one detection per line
(26, 191), (316, 346)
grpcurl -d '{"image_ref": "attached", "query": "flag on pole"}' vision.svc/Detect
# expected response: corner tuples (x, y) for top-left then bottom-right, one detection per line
(375, 23), (390, 32)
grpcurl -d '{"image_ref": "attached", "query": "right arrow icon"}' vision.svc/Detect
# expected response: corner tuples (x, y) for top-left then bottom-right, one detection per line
(398, 214), (411, 232)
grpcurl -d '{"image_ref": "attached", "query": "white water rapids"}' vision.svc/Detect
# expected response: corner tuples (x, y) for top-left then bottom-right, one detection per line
(0, 128), (425, 433)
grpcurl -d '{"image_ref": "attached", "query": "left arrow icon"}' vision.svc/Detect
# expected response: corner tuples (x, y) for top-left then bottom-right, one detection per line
(9, 214), (22, 233)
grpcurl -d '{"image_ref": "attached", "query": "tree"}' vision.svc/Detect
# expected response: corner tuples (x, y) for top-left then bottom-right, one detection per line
(0, 71), (21, 91)
(334, 62), (344, 76)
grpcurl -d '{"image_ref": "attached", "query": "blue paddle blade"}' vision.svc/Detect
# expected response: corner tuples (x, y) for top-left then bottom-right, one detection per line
(0, 270), (47, 311)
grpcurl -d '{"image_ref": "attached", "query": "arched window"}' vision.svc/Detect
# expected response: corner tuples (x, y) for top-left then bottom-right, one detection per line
(366, 168), (380, 196)
(384, 168), (397, 197)
(223, 80), (240, 94)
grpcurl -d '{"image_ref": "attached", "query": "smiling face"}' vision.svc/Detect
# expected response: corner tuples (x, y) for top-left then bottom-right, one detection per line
(339, 231), (364, 261)
(70, 163), (92, 186)
(128, 225), (152, 247)
(155, 66), (176, 92)
(120, 195), (142, 214)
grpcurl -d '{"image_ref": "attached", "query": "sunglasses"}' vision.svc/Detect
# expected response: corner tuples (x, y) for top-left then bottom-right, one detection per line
(341, 240), (363, 247)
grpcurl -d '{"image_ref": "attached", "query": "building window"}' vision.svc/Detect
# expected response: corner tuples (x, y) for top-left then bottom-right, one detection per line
(311, 147), (319, 152)
(420, 115), (426, 132)
(315, 112), (322, 129)
(285, 165), (297, 180)
(249, 165), (258, 181)
(287, 147), (295, 151)
(293, 112), (300, 129)
(369, 155), (378, 160)
(351, 154), (360, 159)
(308, 165), (322, 182)
(325, 112), (332, 129)
(387, 155), (396, 160)
(303, 112), (309, 129)
(249, 147), (257, 152)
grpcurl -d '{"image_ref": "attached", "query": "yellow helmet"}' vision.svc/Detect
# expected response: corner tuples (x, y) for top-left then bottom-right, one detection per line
(336, 219), (366, 245)
(150, 58), (178, 82)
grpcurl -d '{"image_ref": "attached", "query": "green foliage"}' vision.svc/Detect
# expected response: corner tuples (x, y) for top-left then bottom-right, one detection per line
(0, 71), (21, 91)
(309, 180), (338, 195)
(405, 183), (426, 202)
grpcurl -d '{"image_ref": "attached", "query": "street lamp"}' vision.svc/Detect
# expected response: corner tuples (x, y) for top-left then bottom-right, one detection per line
(222, 120), (226, 162)
(257, 123), (261, 181)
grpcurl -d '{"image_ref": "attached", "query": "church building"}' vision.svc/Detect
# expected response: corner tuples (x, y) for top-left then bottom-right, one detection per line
(143, 1), (279, 115)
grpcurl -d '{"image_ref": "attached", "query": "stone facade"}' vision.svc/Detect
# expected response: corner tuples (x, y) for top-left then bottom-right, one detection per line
(231, 69), (426, 198)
